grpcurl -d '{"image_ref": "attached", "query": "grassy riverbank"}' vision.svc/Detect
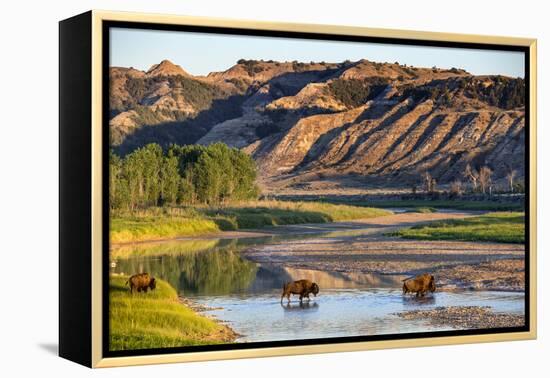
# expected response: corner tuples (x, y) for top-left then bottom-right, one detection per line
(111, 215), (219, 244)
(109, 276), (235, 351)
(389, 212), (525, 243)
(111, 201), (391, 243)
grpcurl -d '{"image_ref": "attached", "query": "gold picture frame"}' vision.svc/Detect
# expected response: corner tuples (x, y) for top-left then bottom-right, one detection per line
(59, 9), (537, 368)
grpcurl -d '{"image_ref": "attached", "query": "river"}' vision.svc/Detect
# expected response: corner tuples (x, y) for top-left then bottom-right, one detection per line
(111, 215), (525, 342)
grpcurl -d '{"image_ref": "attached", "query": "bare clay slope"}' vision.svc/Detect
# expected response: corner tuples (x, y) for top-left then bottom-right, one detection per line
(256, 82), (524, 192)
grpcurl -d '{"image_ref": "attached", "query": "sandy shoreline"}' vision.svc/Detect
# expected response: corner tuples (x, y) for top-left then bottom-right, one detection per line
(242, 235), (524, 292)
(238, 210), (524, 292)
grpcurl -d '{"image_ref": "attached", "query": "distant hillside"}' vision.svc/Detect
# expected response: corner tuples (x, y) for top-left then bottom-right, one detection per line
(109, 58), (525, 192)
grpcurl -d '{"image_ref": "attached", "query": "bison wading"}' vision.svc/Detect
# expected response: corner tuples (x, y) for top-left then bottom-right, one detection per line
(126, 273), (157, 294)
(281, 279), (319, 303)
(402, 273), (436, 297)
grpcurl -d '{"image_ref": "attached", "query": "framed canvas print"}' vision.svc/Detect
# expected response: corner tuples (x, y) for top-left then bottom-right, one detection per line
(59, 10), (537, 368)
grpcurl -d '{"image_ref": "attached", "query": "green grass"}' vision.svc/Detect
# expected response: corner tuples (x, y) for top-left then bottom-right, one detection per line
(342, 199), (523, 211)
(389, 212), (525, 243)
(109, 276), (230, 351)
(111, 216), (220, 244)
(206, 200), (390, 229)
(111, 201), (391, 243)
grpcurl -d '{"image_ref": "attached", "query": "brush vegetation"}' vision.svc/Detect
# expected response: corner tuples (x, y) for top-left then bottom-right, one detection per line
(405, 206), (437, 213)
(109, 275), (233, 351)
(111, 200), (391, 243)
(389, 212), (525, 243)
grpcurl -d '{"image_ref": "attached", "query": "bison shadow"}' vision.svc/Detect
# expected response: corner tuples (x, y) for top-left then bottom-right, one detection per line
(401, 294), (436, 306)
(281, 301), (319, 312)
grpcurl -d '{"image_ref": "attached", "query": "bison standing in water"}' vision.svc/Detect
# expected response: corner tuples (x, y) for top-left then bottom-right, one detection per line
(126, 273), (157, 294)
(403, 273), (436, 297)
(281, 279), (319, 303)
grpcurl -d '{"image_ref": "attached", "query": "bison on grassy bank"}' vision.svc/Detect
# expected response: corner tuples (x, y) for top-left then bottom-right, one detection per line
(126, 273), (157, 294)
(403, 273), (436, 297)
(281, 279), (319, 303)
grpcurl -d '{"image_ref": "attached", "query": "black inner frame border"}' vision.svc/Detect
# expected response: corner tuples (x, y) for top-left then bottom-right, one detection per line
(101, 19), (531, 359)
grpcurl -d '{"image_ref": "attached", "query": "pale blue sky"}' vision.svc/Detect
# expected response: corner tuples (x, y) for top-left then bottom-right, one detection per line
(110, 27), (525, 78)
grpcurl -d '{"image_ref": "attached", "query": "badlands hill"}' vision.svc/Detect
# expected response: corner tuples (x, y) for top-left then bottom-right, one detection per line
(109, 58), (525, 193)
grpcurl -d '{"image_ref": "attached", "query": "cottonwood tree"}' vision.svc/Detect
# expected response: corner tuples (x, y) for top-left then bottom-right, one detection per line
(506, 165), (517, 193)
(159, 155), (180, 205)
(109, 142), (259, 210)
(464, 164), (479, 192)
(423, 171), (432, 193)
(479, 166), (493, 194)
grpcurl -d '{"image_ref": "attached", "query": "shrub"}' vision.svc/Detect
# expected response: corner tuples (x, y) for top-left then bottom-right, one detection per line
(327, 77), (388, 108)
(449, 180), (464, 198)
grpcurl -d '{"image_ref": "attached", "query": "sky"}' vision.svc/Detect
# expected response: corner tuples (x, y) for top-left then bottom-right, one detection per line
(110, 27), (525, 78)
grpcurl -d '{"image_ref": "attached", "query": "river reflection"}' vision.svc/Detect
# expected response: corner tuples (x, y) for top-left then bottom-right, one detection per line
(111, 238), (406, 297)
(112, 239), (258, 296)
(281, 301), (320, 312)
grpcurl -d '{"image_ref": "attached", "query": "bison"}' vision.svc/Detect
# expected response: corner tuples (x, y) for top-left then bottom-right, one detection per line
(126, 273), (157, 294)
(402, 273), (436, 297)
(281, 279), (319, 303)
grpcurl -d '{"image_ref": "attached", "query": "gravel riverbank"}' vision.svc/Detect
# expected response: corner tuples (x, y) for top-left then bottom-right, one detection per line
(395, 306), (525, 329)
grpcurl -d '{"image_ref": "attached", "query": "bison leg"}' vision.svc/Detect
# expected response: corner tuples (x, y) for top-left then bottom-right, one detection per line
(299, 294), (303, 303)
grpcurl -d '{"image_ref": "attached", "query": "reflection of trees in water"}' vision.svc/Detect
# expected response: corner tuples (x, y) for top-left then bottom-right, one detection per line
(115, 247), (257, 296)
(178, 249), (258, 295)
(110, 239), (219, 259)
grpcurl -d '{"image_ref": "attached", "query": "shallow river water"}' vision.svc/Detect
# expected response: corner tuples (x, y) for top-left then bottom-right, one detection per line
(197, 289), (524, 342)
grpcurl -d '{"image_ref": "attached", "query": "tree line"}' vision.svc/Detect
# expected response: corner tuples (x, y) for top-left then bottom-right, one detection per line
(416, 163), (523, 197)
(401, 76), (525, 110)
(109, 143), (259, 210)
